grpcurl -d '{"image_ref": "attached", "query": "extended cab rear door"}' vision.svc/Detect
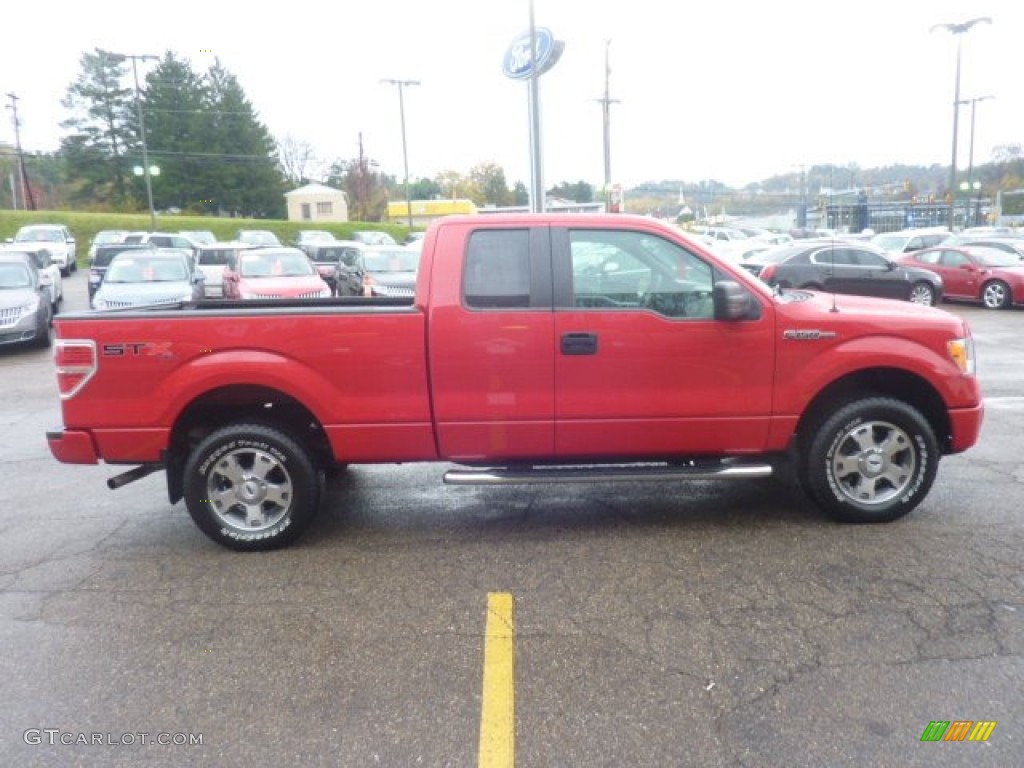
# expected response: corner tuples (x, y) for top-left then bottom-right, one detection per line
(550, 225), (775, 457)
(427, 224), (556, 461)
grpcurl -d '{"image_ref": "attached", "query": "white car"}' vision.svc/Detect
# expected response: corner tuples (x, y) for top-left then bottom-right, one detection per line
(87, 230), (128, 262)
(195, 242), (254, 297)
(10, 224), (77, 275)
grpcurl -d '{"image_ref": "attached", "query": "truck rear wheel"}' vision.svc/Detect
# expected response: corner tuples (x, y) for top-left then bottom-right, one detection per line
(800, 397), (938, 523)
(183, 423), (320, 550)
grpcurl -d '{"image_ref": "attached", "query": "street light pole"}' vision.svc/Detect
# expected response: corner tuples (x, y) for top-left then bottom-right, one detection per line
(595, 40), (620, 211)
(931, 17), (991, 231)
(381, 79), (420, 230)
(962, 95), (994, 227)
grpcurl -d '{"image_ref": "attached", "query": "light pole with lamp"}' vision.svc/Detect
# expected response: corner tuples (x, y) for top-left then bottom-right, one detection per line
(930, 17), (991, 231)
(380, 79), (420, 230)
(961, 95), (994, 227)
(104, 50), (159, 230)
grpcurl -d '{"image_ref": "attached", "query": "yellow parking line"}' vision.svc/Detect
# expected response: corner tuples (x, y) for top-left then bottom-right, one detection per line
(478, 592), (515, 768)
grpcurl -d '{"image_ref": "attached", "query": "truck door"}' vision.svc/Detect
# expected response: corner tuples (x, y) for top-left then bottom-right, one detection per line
(551, 226), (775, 458)
(427, 225), (556, 461)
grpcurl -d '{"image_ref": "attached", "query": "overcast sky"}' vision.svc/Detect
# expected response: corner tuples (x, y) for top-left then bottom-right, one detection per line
(2, 0), (1020, 189)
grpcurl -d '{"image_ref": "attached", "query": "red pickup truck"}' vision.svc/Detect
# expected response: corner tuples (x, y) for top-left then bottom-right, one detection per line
(48, 214), (984, 550)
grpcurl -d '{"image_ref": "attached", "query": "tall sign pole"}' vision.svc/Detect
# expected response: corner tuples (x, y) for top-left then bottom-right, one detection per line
(502, 3), (563, 213)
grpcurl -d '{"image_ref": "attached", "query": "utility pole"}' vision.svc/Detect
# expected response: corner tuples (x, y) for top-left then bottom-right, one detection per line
(104, 51), (159, 229)
(380, 79), (420, 229)
(5, 92), (33, 210)
(594, 40), (620, 211)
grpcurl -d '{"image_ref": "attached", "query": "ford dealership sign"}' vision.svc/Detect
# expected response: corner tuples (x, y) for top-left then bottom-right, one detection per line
(502, 27), (563, 80)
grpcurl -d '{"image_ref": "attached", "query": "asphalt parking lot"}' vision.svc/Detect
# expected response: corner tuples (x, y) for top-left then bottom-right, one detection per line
(1, 272), (1021, 767)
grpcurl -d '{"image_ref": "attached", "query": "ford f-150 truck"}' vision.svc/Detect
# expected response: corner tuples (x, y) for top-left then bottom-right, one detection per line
(47, 214), (984, 550)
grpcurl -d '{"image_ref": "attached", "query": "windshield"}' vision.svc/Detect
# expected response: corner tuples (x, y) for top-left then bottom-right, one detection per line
(239, 252), (314, 277)
(15, 228), (61, 243)
(363, 249), (420, 272)
(106, 258), (187, 283)
(0, 263), (33, 288)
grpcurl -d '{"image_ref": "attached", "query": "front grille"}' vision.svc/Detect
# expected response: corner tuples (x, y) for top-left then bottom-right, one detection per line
(0, 306), (28, 327)
(252, 291), (324, 299)
(375, 286), (415, 297)
(102, 297), (183, 309)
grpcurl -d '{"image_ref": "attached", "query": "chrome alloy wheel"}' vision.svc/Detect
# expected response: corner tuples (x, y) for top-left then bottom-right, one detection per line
(908, 283), (935, 306)
(206, 448), (293, 531)
(830, 420), (917, 505)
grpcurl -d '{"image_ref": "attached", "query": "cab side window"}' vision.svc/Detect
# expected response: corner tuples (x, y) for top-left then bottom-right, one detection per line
(464, 229), (531, 309)
(569, 230), (715, 319)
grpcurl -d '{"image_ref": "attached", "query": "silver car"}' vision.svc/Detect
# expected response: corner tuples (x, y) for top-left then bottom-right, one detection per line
(0, 258), (52, 348)
(91, 252), (204, 310)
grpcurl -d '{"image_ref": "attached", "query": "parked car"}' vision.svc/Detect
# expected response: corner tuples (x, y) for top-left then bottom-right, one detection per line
(195, 242), (253, 297)
(179, 230), (217, 245)
(361, 246), (421, 297)
(87, 230), (128, 261)
(742, 239), (943, 305)
(88, 243), (158, 299)
(869, 228), (950, 256)
(0, 247), (62, 311)
(91, 251), (204, 310)
(300, 242), (365, 296)
(122, 232), (200, 261)
(351, 230), (397, 246)
(235, 229), (282, 247)
(0, 257), (52, 348)
(898, 245), (1024, 310)
(10, 224), (77, 275)
(949, 237), (1024, 262)
(294, 230), (336, 247)
(222, 247), (331, 300)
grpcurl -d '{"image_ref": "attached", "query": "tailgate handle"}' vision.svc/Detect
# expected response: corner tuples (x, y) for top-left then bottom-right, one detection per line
(561, 332), (598, 355)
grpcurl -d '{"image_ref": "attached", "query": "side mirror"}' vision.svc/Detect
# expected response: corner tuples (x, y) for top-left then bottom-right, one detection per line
(885, 260), (897, 271)
(713, 280), (753, 321)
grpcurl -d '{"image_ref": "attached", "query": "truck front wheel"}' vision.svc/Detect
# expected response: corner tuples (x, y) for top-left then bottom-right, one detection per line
(183, 423), (320, 550)
(800, 398), (939, 523)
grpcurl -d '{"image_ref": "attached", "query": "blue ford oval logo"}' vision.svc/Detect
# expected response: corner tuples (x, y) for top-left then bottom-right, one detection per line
(502, 27), (560, 80)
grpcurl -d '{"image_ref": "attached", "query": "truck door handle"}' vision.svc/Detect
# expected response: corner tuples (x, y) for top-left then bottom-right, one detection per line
(561, 332), (598, 355)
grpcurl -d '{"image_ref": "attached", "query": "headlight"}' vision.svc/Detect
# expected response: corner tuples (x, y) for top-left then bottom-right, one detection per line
(240, 292), (258, 300)
(318, 286), (331, 298)
(947, 337), (975, 376)
(92, 298), (107, 310)
(20, 297), (41, 318)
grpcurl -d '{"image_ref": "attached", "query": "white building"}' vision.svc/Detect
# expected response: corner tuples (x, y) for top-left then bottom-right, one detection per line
(285, 183), (349, 222)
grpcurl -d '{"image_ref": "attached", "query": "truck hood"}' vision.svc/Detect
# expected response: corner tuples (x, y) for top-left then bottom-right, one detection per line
(773, 288), (965, 333)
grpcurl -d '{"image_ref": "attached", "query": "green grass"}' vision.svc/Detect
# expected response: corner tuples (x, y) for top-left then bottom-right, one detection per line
(0, 210), (411, 266)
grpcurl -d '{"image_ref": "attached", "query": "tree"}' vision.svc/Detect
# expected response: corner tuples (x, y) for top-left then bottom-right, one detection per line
(548, 180), (595, 203)
(277, 134), (321, 187)
(59, 49), (136, 208)
(469, 162), (512, 206)
(512, 181), (529, 206)
(204, 59), (286, 218)
(409, 176), (442, 200)
(325, 150), (389, 222)
(140, 52), (211, 212)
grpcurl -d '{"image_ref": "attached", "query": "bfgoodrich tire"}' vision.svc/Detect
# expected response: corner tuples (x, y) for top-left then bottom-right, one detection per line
(183, 423), (320, 551)
(800, 397), (939, 523)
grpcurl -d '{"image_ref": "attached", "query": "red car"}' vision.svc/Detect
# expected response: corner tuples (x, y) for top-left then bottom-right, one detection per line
(898, 245), (1024, 310)
(222, 247), (331, 300)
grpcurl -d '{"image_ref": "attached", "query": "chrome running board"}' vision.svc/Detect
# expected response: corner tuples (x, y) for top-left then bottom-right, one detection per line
(443, 461), (773, 486)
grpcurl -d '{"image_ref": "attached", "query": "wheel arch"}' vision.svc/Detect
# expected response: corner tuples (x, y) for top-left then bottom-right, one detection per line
(794, 367), (951, 455)
(164, 383), (332, 504)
